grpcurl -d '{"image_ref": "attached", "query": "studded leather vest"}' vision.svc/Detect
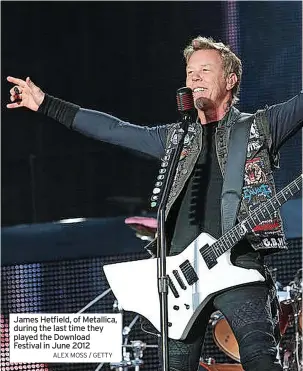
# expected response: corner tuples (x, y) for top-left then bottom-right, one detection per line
(150, 106), (287, 253)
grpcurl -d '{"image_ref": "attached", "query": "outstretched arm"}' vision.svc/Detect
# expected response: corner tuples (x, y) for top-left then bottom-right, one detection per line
(266, 91), (303, 153)
(7, 76), (167, 159)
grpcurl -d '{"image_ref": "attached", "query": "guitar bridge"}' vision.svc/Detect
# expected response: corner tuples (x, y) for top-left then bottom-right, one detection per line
(167, 275), (180, 298)
(173, 269), (187, 290)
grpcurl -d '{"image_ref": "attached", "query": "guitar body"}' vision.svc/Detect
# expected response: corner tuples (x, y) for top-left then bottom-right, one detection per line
(103, 232), (264, 340)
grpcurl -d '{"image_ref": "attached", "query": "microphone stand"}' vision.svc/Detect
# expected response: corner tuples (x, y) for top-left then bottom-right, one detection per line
(156, 114), (191, 371)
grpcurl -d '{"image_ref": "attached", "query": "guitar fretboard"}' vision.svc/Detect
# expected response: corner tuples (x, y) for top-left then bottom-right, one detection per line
(209, 175), (302, 258)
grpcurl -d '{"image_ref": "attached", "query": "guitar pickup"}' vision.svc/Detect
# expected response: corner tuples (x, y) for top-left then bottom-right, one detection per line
(172, 270), (187, 290)
(179, 260), (198, 285)
(167, 275), (180, 298)
(200, 244), (217, 269)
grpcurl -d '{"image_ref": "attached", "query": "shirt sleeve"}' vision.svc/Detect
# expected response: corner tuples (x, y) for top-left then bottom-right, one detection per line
(266, 91), (303, 153)
(73, 108), (168, 160)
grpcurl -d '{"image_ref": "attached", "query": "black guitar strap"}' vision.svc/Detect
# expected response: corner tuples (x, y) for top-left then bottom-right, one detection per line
(221, 113), (255, 236)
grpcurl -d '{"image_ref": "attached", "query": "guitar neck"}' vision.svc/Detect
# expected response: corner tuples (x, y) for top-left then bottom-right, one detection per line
(212, 174), (302, 258)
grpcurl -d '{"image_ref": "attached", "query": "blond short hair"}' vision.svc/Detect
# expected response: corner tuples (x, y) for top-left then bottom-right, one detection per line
(183, 36), (242, 104)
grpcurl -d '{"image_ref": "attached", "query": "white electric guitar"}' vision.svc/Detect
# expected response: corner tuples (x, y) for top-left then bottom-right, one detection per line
(104, 175), (302, 340)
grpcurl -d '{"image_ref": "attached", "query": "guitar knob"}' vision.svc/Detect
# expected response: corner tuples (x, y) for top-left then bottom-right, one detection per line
(168, 322), (172, 327)
(173, 305), (179, 310)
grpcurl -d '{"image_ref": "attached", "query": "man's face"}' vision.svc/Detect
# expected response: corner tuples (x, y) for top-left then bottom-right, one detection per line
(186, 49), (233, 110)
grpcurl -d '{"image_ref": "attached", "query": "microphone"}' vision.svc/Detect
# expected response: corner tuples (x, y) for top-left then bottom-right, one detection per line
(176, 87), (195, 129)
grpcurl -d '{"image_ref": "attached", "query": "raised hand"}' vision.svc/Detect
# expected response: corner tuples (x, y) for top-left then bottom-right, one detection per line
(7, 76), (45, 111)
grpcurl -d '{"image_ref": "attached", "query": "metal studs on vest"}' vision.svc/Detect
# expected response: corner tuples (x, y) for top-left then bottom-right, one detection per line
(150, 147), (173, 208)
(153, 188), (161, 195)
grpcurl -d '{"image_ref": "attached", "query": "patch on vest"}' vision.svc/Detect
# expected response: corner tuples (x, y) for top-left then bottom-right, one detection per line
(242, 157), (281, 235)
(244, 157), (268, 187)
(262, 237), (285, 248)
(247, 120), (263, 158)
(171, 126), (196, 161)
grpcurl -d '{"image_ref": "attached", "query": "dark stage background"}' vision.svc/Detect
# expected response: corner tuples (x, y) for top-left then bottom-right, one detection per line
(2, 1), (301, 226)
(1, 1), (302, 371)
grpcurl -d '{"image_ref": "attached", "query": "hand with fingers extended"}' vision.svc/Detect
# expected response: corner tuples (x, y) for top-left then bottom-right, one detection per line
(7, 76), (45, 111)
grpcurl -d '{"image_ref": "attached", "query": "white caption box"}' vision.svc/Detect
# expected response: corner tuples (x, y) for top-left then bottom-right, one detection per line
(10, 313), (122, 363)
